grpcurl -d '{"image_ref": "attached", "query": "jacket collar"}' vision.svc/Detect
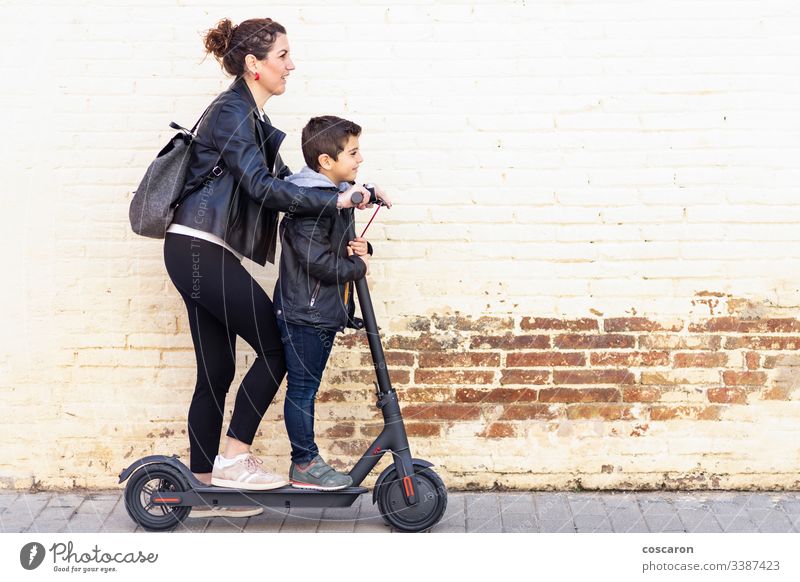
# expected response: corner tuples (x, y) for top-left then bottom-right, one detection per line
(228, 75), (286, 164)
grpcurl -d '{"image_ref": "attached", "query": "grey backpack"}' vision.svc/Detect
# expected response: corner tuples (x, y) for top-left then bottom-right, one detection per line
(128, 103), (216, 238)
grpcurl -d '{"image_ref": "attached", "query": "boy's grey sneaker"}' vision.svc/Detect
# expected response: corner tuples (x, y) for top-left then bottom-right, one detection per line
(290, 455), (353, 491)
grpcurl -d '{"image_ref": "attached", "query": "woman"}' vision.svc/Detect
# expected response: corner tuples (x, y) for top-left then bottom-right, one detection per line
(163, 18), (374, 518)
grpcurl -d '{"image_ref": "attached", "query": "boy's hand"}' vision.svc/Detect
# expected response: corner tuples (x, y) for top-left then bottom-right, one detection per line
(348, 237), (369, 256)
(348, 245), (370, 275)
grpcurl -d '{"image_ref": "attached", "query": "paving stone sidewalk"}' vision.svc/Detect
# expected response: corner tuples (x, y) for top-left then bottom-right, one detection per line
(2, 490), (799, 533)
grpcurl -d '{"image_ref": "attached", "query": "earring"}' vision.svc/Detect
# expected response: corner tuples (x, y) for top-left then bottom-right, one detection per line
(254, 72), (260, 81)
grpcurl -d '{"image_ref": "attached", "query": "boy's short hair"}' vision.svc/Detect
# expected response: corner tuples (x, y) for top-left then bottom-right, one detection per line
(301, 115), (362, 172)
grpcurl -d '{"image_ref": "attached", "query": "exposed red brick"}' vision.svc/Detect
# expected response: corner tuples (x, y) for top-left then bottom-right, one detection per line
(723, 336), (800, 350)
(507, 352), (586, 367)
(415, 370), (495, 385)
(722, 371), (767, 386)
(360, 351), (415, 367)
(689, 318), (800, 333)
(406, 423), (442, 437)
(521, 318), (598, 331)
(499, 369), (550, 385)
(317, 389), (371, 403)
(707, 387), (748, 403)
(337, 334), (370, 349)
(455, 388), (538, 403)
(674, 352), (728, 368)
(470, 334), (550, 350)
(360, 424), (383, 437)
(604, 318), (683, 332)
(650, 405), (722, 421)
(566, 405), (634, 420)
(324, 423), (355, 438)
(418, 351), (500, 368)
(555, 334), (635, 349)
(478, 422), (517, 438)
(745, 351), (761, 370)
(432, 315), (514, 332)
(539, 387), (620, 403)
(590, 351), (670, 367)
(403, 404), (482, 421)
(622, 387), (662, 402)
(499, 404), (559, 420)
(553, 369), (635, 385)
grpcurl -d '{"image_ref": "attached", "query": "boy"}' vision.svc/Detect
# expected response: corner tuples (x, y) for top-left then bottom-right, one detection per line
(274, 115), (389, 490)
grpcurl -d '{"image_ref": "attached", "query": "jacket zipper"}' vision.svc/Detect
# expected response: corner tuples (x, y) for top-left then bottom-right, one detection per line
(309, 281), (321, 307)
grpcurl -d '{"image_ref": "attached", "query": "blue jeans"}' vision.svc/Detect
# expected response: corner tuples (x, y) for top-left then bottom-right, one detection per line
(277, 318), (337, 465)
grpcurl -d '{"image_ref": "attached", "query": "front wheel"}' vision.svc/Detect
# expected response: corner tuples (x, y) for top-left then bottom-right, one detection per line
(123, 463), (190, 531)
(376, 465), (447, 532)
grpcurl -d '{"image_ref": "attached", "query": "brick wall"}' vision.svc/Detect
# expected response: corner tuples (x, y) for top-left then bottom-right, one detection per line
(3, 1), (800, 489)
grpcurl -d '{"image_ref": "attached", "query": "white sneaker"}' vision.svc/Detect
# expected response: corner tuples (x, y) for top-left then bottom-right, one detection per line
(211, 453), (288, 490)
(190, 505), (263, 518)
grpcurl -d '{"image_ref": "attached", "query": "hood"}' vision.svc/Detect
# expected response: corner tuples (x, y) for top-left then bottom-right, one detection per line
(284, 166), (351, 192)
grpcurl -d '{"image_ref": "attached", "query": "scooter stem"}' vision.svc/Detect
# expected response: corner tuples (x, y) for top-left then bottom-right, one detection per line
(354, 276), (393, 395)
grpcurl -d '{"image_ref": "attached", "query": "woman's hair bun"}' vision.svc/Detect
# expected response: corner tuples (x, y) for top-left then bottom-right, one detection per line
(203, 18), (235, 60)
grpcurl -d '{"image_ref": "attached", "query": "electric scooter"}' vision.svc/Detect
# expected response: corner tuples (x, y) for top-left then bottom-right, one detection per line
(119, 194), (448, 533)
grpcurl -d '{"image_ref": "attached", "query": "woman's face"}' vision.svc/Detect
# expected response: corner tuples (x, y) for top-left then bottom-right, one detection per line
(255, 33), (295, 96)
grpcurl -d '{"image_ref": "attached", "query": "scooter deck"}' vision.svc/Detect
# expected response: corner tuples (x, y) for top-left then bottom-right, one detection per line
(156, 485), (370, 509)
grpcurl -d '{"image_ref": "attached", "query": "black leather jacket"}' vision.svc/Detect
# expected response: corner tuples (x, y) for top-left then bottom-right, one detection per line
(274, 182), (369, 332)
(170, 76), (338, 265)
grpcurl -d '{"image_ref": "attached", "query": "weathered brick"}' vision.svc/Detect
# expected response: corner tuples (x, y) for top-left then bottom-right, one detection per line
(688, 318), (800, 333)
(539, 387), (621, 403)
(432, 315), (514, 332)
(520, 317), (598, 331)
(324, 423), (355, 438)
(722, 371), (767, 386)
(406, 423), (442, 437)
(478, 422), (517, 438)
(403, 404), (481, 421)
(555, 334), (635, 349)
(360, 351), (415, 367)
(745, 351), (761, 370)
(386, 334), (462, 350)
(553, 369), (635, 385)
(590, 351), (670, 367)
(499, 404), (559, 420)
(723, 336), (800, 350)
(507, 351), (585, 367)
(499, 369), (550, 385)
(397, 388), (452, 402)
(455, 388), (538, 403)
(470, 334), (550, 350)
(622, 387), (662, 402)
(418, 351), (500, 368)
(641, 370), (720, 385)
(566, 405), (634, 420)
(604, 318), (683, 332)
(707, 387), (748, 403)
(638, 335), (721, 350)
(415, 369), (495, 385)
(674, 352), (728, 368)
(650, 405), (722, 421)
(329, 369), (411, 385)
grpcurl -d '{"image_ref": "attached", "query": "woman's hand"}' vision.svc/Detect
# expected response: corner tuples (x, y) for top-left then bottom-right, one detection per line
(338, 184), (371, 210)
(368, 183), (392, 208)
(348, 236), (369, 256)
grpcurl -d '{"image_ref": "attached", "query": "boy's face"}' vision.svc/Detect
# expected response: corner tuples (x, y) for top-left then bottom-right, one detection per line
(317, 135), (363, 184)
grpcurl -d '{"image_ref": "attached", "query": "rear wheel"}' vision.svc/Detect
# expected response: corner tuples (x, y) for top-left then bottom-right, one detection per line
(376, 465), (447, 532)
(123, 463), (190, 531)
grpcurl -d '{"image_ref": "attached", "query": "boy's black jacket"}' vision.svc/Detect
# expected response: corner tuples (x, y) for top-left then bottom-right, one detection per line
(274, 182), (371, 332)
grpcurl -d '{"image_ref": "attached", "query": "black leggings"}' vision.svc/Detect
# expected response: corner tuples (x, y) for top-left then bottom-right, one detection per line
(163, 233), (287, 473)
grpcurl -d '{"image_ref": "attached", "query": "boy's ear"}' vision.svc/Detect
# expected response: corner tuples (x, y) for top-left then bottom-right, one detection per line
(317, 153), (334, 171)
